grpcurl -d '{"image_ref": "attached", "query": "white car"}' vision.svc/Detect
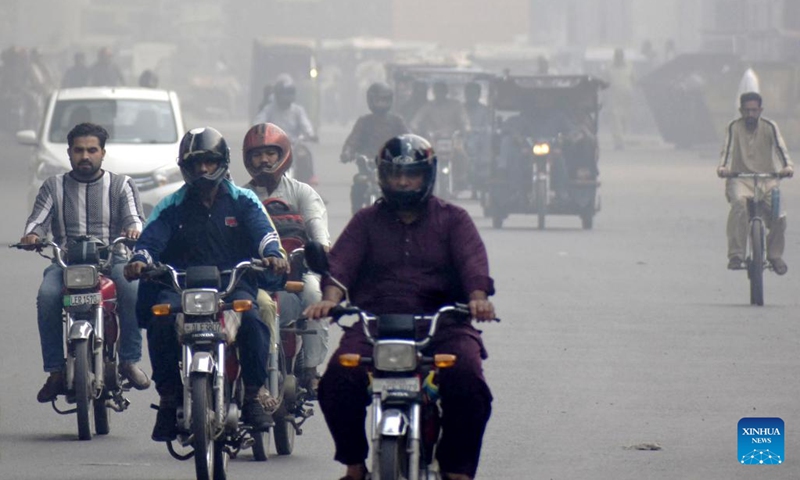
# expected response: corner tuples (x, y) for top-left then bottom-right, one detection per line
(17, 87), (185, 217)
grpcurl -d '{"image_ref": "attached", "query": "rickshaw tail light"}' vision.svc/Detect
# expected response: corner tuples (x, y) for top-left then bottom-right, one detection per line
(533, 143), (550, 156)
(434, 354), (457, 368)
(339, 353), (361, 367)
(232, 300), (252, 312)
(152, 304), (171, 316)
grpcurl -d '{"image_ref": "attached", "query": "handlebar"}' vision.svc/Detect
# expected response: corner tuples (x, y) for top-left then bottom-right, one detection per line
(141, 259), (269, 298)
(724, 172), (783, 179)
(328, 303), (476, 349)
(10, 236), (133, 270)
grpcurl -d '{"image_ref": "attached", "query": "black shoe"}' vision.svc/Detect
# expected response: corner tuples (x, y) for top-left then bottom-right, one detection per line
(727, 256), (744, 270)
(37, 371), (65, 403)
(151, 407), (178, 442)
(242, 400), (274, 431)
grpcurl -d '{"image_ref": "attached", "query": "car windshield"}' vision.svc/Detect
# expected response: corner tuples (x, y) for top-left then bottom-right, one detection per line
(48, 99), (178, 144)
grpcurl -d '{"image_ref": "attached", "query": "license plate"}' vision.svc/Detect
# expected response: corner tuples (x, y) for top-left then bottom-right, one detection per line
(182, 321), (222, 335)
(66, 293), (102, 306)
(372, 377), (420, 393)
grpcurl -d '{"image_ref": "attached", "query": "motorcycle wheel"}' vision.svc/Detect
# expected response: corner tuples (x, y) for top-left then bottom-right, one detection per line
(213, 440), (228, 480)
(94, 396), (110, 435)
(273, 411), (295, 455)
(192, 373), (216, 480)
(252, 429), (269, 461)
(581, 212), (594, 230)
(74, 339), (93, 441)
(378, 436), (407, 480)
(535, 178), (547, 230)
(749, 221), (765, 306)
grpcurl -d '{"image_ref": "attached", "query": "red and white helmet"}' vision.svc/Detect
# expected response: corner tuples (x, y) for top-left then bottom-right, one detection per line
(242, 123), (293, 182)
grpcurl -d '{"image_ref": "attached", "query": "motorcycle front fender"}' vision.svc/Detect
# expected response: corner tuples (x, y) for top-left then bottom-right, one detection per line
(190, 352), (216, 374)
(379, 408), (409, 437)
(68, 320), (93, 340)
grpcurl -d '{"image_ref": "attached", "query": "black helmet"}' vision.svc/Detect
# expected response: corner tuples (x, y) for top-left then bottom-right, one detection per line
(178, 127), (230, 190)
(367, 82), (393, 114)
(376, 134), (437, 210)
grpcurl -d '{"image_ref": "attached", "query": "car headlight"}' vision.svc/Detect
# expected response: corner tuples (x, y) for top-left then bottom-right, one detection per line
(182, 289), (219, 315)
(64, 265), (99, 289)
(373, 341), (417, 372)
(37, 160), (70, 181)
(532, 143), (550, 156)
(153, 164), (183, 186)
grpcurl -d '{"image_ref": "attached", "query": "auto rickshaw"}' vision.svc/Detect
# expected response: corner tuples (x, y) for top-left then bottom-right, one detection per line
(385, 63), (495, 199)
(484, 74), (605, 229)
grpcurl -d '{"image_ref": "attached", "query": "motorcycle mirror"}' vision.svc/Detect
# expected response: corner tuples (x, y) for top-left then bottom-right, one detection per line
(304, 241), (330, 275)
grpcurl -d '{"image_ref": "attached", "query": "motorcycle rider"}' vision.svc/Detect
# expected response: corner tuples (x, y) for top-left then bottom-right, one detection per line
(241, 122), (331, 396)
(124, 127), (289, 441)
(717, 91), (793, 273)
(305, 134), (496, 480)
(88, 47), (125, 87)
(340, 82), (409, 214)
(252, 74), (318, 185)
(396, 79), (429, 125)
(410, 81), (470, 138)
(21, 122), (150, 402)
(61, 52), (90, 88)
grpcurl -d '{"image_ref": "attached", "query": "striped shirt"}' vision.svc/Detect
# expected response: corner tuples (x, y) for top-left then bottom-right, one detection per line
(24, 171), (144, 246)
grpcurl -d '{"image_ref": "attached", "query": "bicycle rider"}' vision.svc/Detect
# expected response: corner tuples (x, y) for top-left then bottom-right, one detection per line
(717, 92), (793, 274)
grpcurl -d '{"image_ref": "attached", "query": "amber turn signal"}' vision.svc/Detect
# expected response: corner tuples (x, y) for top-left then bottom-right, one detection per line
(339, 353), (361, 367)
(232, 299), (253, 312)
(151, 304), (171, 316)
(434, 354), (457, 368)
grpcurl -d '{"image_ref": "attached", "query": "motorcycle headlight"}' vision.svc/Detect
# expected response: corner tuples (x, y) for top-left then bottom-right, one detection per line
(182, 289), (219, 315)
(153, 164), (183, 187)
(64, 265), (99, 289)
(532, 143), (550, 156)
(373, 341), (417, 372)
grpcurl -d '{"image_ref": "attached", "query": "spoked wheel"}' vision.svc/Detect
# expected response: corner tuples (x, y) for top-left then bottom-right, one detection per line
(191, 373), (216, 480)
(273, 373), (296, 455)
(74, 339), (94, 441)
(748, 221), (765, 306)
(377, 436), (408, 480)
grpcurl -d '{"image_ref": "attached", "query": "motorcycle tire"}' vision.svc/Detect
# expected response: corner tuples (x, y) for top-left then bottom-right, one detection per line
(749, 221), (765, 306)
(378, 436), (408, 480)
(213, 440), (228, 480)
(74, 339), (93, 441)
(535, 178), (547, 230)
(94, 396), (110, 435)
(192, 373), (216, 480)
(252, 430), (269, 461)
(273, 411), (295, 455)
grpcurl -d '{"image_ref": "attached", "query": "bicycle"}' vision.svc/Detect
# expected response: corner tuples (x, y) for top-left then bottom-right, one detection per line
(725, 172), (782, 306)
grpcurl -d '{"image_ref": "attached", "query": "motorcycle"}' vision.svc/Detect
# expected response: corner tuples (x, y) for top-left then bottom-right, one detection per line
(429, 131), (459, 200)
(290, 135), (317, 186)
(350, 154), (382, 215)
(12, 236), (134, 440)
(304, 242), (480, 480)
(266, 247), (316, 457)
(143, 259), (271, 480)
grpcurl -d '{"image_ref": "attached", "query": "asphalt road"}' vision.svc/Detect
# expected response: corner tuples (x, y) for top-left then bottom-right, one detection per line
(1, 123), (799, 480)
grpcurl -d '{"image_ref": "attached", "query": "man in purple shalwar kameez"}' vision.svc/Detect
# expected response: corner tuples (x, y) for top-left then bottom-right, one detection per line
(305, 134), (496, 480)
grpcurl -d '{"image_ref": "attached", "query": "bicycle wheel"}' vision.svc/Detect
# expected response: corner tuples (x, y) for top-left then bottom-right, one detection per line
(748, 221), (765, 306)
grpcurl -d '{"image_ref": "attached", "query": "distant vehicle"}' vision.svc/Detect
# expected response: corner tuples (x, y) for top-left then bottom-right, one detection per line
(16, 87), (185, 217)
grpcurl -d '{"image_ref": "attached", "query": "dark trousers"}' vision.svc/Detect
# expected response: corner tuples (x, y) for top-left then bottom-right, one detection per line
(146, 287), (270, 396)
(318, 322), (492, 477)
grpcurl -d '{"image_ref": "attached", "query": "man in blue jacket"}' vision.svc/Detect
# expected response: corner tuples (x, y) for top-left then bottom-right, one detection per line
(125, 127), (288, 441)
